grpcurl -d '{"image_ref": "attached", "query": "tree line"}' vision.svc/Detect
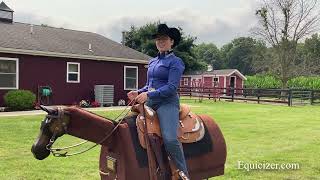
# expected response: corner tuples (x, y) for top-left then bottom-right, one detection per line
(123, 0), (320, 89)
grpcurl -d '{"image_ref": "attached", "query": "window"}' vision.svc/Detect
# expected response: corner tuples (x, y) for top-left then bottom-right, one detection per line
(183, 78), (188, 86)
(213, 77), (219, 87)
(124, 66), (138, 90)
(0, 11), (13, 20)
(197, 79), (202, 86)
(0, 57), (18, 89)
(67, 62), (80, 83)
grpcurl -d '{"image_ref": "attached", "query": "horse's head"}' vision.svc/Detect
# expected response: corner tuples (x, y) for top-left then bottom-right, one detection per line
(31, 105), (70, 160)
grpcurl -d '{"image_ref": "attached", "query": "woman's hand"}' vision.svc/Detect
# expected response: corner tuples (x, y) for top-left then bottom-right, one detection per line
(127, 91), (138, 101)
(135, 92), (148, 104)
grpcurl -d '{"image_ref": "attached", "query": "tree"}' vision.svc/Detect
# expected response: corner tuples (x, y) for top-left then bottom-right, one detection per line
(301, 33), (320, 74)
(254, 0), (320, 88)
(124, 22), (206, 72)
(124, 23), (158, 57)
(192, 43), (224, 70)
(220, 37), (268, 75)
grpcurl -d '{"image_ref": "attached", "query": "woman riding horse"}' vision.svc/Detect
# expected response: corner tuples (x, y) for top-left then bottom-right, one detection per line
(127, 23), (189, 179)
(31, 25), (227, 180)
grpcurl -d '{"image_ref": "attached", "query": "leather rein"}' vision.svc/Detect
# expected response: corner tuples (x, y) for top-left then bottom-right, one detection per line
(46, 100), (136, 157)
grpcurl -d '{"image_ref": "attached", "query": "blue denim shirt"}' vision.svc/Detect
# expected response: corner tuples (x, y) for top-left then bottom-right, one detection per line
(138, 52), (185, 99)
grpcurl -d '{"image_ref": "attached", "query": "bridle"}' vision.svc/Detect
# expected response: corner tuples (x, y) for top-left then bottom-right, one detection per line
(45, 100), (136, 157)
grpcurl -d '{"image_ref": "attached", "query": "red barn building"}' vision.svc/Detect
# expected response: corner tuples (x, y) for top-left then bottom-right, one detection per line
(0, 2), (150, 106)
(181, 69), (247, 95)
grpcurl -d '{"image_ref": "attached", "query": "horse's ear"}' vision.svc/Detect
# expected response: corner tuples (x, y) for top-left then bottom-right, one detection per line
(40, 105), (56, 114)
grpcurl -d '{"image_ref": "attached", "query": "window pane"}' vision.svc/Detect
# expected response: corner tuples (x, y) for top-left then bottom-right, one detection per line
(69, 64), (79, 72)
(0, 11), (12, 19)
(0, 60), (16, 73)
(68, 73), (78, 81)
(0, 74), (16, 87)
(126, 78), (137, 89)
(126, 68), (137, 78)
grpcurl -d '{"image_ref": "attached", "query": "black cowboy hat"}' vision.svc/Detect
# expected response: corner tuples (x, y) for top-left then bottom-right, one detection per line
(152, 24), (181, 47)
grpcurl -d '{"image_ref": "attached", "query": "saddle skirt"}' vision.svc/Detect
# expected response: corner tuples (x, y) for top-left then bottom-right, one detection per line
(133, 104), (206, 149)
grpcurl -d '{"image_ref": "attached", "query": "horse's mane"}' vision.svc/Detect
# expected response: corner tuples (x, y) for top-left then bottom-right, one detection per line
(68, 106), (119, 124)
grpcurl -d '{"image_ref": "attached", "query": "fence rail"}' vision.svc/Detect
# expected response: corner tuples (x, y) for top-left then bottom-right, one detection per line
(178, 86), (320, 106)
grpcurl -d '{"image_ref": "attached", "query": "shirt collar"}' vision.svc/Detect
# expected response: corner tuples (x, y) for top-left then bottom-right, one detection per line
(157, 50), (174, 59)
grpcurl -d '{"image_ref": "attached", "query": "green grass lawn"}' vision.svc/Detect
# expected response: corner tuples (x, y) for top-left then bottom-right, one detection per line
(0, 99), (319, 180)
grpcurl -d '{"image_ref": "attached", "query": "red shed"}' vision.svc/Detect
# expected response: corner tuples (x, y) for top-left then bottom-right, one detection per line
(0, 2), (150, 106)
(181, 69), (247, 94)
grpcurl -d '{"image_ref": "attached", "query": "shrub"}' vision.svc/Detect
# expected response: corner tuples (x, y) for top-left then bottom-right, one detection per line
(4, 90), (36, 111)
(245, 75), (281, 89)
(91, 101), (100, 107)
(245, 75), (320, 90)
(288, 76), (320, 90)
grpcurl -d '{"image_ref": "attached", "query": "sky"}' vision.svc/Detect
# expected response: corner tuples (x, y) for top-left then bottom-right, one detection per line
(3, 0), (260, 47)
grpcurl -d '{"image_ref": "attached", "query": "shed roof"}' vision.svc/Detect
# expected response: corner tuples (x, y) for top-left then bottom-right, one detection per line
(184, 69), (247, 80)
(0, 2), (13, 12)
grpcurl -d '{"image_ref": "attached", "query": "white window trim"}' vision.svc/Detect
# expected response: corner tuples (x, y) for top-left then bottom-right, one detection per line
(183, 78), (188, 86)
(198, 78), (202, 86)
(0, 57), (19, 90)
(66, 62), (80, 83)
(212, 77), (219, 87)
(124, 66), (138, 90)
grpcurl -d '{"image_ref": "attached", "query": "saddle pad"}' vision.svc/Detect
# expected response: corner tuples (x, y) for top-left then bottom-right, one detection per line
(125, 115), (213, 168)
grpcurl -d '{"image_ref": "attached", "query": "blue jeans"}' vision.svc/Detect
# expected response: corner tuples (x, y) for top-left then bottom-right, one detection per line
(145, 95), (189, 177)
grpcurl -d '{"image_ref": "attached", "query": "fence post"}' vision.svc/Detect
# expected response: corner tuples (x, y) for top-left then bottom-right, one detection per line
(257, 89), (260, 104)
(288, 89), (292, 106)
(310, 90), (314, 105)
(231, 87), (234, 102)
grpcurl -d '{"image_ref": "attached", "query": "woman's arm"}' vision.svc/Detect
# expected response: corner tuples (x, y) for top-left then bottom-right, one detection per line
(137, 59), (153, 94)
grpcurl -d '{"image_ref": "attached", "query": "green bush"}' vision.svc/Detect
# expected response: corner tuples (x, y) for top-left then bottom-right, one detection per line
(288, 77), (320, 90)
(4, 90), (36, 111)
(245, 75), (281, 89)
(245, 75), (320, 90)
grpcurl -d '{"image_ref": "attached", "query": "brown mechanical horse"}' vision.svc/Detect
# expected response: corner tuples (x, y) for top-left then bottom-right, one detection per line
(31, 105), (226, 180)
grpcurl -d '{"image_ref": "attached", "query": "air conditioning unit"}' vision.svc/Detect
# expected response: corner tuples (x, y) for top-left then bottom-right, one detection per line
(94, 85), (114, 106)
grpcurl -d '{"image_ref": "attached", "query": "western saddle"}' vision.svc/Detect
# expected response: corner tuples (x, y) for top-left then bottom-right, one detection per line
(131, 103), (205, 180)
(133, 104), (205, 149)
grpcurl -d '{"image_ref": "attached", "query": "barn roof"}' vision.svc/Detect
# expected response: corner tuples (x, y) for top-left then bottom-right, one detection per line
(184, 69), (247, 80)
(0, 1), (13, 12)
(0, 22), (150, 64)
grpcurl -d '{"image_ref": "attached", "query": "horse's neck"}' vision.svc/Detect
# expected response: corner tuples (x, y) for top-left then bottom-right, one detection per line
(65, 107), (116, 145)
